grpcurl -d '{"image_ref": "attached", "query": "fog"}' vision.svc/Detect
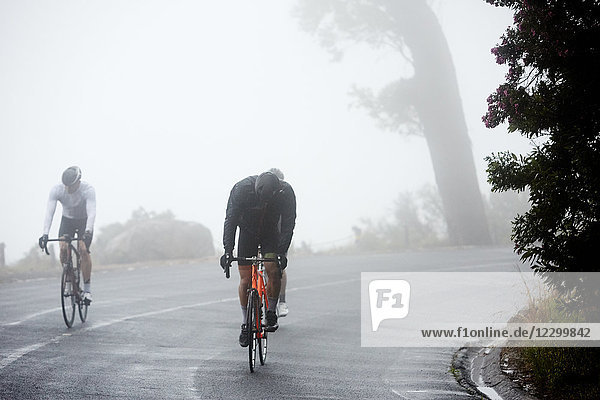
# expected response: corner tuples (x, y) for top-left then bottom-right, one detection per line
(0, 1), (531, 263)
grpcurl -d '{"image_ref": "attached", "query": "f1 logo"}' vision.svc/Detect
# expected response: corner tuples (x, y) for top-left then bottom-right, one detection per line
(369, 280), (411, 331)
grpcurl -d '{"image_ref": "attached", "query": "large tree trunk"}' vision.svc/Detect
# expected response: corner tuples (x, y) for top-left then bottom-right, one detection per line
(388, 0), (491, 245)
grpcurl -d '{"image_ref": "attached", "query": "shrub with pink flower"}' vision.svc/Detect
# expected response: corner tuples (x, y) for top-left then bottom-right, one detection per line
(483, 0), (600, 280)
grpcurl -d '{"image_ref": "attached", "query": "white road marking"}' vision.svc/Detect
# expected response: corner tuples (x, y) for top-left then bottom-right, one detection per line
(0, 277), (357, 370)
(0, 340), (59, 370)
(1, 258), (510, 327)
(407, 389), (472, 395)
(2, 308), (61, 326)
(472, 347), (505, 400)
(0, 295), (194, 327)
(287, 278), (359, 292)
(391, 389), (413, 399)
(83, 296), (239, 331)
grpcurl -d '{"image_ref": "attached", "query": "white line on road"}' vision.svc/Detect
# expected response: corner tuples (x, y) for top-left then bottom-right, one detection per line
(0, 277), (358, 371)
(84, 296), (239, 331)
(287, 278), (359, 293)
(0, 339), (58, 370)
(391, 389), (413, 399)
(0, 258), (510, 327)
(1, 308), (61, 327)
(392, 388), (474, 398)
(85, 278), (360, 331)
(472, 347), (505, 400)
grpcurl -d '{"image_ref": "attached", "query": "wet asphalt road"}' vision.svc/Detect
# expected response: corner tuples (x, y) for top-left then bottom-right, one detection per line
(0, 247), (521, 399)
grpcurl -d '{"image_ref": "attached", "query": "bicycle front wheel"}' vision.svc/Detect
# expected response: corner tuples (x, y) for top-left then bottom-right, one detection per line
(61, 267), (76, 328)
(246, 290), (257, 372)
(76, 268), (88, 322)
(258, 295), (268, 365)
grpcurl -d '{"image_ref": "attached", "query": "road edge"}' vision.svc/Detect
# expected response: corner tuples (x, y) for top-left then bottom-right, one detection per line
(453, 346), (540, 400)
(452, 347), (487, 398)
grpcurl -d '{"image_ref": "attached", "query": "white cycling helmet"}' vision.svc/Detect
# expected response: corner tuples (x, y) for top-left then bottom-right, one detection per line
(62, 166), (82, 187)
(268, 167), (284, 180)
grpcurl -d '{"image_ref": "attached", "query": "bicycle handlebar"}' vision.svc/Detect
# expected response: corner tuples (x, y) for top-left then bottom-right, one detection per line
(224, 256), (283, 279)
(42, 234), (80, 255)
(230, 256), (279, 263)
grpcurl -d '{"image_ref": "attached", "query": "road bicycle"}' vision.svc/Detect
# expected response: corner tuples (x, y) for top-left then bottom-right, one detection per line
(43, 231), (89, 328)
(225, 245), (280, 372)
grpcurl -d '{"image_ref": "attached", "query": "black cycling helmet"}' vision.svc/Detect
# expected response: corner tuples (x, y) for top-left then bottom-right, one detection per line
(255, 171), (281, 203)
(62, 166), (82, 187)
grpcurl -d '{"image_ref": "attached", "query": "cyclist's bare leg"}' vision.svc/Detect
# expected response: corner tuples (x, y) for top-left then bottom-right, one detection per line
(238, 265), (252, 307)
(59, 240), (69, 264)
(264, 262), (281, 300)
(79, 240), (92, 284)
(59, 240), (75, 292)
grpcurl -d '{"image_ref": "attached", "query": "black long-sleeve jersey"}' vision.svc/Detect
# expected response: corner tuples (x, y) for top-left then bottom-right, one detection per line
(223, 175), (296, 255)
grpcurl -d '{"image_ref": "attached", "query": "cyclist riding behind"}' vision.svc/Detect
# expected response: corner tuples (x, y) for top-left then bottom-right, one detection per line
(220, 171), (296, 347)
(38, 166), (96, 303)
(269, 167), (289, 317)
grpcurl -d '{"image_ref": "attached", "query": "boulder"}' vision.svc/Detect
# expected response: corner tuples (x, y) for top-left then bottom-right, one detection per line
(102, 219), (214, 264)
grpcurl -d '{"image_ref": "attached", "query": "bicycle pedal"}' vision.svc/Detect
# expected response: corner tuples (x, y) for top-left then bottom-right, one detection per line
(264, 324), (279, 332)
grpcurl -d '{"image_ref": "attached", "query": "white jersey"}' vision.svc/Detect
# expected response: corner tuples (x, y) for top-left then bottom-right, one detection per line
(43, 181), (96, 235)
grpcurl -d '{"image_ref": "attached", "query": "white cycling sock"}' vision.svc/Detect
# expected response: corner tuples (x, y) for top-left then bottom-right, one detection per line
(84, 283), (91, 293)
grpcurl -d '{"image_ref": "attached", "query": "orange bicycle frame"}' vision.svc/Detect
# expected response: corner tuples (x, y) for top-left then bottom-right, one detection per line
(251, 259), (268, 336)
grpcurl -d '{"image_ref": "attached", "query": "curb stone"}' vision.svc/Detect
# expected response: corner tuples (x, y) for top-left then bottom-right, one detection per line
(453, 347), (539, 400)
(452, 348), (484, 398)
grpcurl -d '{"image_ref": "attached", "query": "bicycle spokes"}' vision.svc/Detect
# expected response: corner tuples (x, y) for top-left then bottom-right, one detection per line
(61, 267), (76, 328)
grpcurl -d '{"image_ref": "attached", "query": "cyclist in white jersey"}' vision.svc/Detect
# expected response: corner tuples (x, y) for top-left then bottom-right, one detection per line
(39, 166), (96, 303)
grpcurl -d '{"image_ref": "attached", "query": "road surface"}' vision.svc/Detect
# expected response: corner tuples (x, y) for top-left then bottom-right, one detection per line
(0, 247), (522, 399)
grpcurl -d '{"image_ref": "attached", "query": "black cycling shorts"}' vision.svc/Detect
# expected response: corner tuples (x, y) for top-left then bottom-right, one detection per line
(236, 229), (277, 266)
(58, 217), (92, 248)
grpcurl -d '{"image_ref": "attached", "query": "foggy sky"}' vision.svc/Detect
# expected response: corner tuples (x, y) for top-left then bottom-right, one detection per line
(0, 0), (530, 262)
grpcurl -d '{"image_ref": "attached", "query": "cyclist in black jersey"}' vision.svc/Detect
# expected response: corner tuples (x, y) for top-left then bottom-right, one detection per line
(220, 171), (296, 347)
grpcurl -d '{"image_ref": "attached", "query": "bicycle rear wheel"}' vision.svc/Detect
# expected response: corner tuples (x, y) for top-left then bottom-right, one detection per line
(246, 290), (257, 372)
(61, 267), (76, 328)
(258, 296), (268, 365)
(78, 299), (88, 322)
